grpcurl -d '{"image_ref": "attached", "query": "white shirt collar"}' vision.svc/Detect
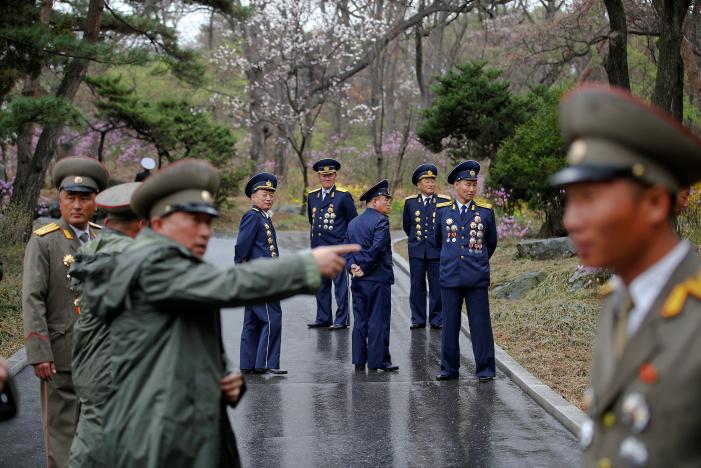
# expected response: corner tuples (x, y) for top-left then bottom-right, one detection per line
(69, 223), (91, 244)
(623, 240), (690, 336)
(455, 199), (471, 212)
(322, 186), (334, 195)
(420, 194), (432, 203)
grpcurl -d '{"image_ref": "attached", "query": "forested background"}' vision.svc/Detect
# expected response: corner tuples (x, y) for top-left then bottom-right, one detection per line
(1, 0), (700, 240)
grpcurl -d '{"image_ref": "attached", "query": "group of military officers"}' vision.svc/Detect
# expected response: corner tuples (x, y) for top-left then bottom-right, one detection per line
(16, 83), (701, 468)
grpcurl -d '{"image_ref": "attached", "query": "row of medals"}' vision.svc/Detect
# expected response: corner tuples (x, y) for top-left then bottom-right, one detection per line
(445, 212), (484, 254)
(313, 205), (336, 230)
(264, 223), (277, 257)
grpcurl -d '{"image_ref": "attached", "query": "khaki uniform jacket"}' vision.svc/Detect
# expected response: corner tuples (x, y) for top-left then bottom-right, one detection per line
(584, 248), (701, 467)
(22, 218), (99, 370)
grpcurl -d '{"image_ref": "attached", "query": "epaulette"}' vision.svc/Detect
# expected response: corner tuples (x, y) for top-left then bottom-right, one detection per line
(436, 201), (452, 209)
(89, 221), (102, 229)
(405, 194), (418, 200)
(33, 223), (60, 237)
(307, 187), (321, 194)
(660, 269), (701, 318)
(335, 187), (349, 193)
(475, 199), (493, 210)
(598, 279), (618, 297)
(437, 194), (451, 200)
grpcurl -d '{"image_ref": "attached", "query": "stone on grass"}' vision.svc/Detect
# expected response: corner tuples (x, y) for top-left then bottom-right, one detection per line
(516, 237), (575, 260)
(568, 265), (611, 290)
(493, 271), (547, 300)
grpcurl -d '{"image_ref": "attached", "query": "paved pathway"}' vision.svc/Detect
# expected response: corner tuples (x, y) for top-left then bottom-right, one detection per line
(0, 232), (579, 468)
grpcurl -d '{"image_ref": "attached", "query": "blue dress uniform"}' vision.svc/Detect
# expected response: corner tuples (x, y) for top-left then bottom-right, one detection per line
(307, 158), (358, 329)
(345, 180), (397, 371)
(235, 173), (286, 374)
(436, 161), (498, 381)
(402, 164), (451, 329)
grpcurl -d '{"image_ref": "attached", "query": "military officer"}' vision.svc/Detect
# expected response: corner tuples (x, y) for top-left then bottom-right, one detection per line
(402, 163), (451, 329)
(235, 172), (287, 374)
(68, 182), (146, 468)
(307, 158), (358, 330)
(551, 85), (701, 467)
(22, 156), (109, 468)
(435, 161), (497, 382)
(345, 179), (398, 372)
(76, 159), (357, 467)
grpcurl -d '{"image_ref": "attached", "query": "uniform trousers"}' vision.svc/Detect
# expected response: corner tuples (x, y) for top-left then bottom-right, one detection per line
(351, 281), (392, 369)
(409, 257), (442, 327)
(240, 302), (282, 370)
(314, 269), (350, 326)
(41, 371), (79, 468)
(440, 287), (495, 378)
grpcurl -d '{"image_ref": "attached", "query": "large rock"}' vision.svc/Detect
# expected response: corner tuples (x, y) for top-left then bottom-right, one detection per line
(493, 271), (547, 300)
(568, 265), (612, 290)
(516, 237), (575, 260)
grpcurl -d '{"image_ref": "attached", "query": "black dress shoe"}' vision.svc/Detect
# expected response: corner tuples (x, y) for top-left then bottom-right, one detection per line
(369, 365), (399, 372)
(409, 324), (426, 330)
(329, 324), (349, 330)
(307, 322), (331, 328)
(430, 324), (443, 330)
(241, 369), (257, 375)
(354, 364), (366, 371)
(436, 374), (458, 381)
(268, 369), (288, 375)
(478, 376), (494, 382)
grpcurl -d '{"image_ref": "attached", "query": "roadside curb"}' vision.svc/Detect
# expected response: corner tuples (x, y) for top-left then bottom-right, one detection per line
(8, 346), (27, 377)
(391, 237), (585, 436)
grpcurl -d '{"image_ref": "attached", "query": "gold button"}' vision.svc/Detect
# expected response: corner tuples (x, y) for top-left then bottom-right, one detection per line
(602, 412), (616, 428)
(460, 256), (464, 259)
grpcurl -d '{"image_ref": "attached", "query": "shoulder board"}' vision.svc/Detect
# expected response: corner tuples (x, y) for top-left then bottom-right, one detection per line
(436, 201), (452, 209)
(33, 223), (60, 237)
(89, 221), (103, 229)
(437, 194), (451, 200)
(475, 200), (493, 210)
(307, 187), (321, 194)
(661, 269), (701, 319)
(405, 195), (418, 200)
(598, 279), (618, 297)
(335, 187), (349, 193)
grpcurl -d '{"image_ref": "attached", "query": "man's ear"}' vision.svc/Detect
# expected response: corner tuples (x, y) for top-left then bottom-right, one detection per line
(643, 186), (674, 226)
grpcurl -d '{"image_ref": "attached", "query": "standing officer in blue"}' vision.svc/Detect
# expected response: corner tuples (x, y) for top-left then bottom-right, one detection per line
(307, 158), (358, 330)
(345, 180), (398, 372)
(403, 164), (451, 330)
(435, 161), (497, 382)
(235, 172), (287, 375)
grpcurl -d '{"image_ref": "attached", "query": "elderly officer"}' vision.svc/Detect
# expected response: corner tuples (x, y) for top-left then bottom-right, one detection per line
(307, 158), (358, 330)
(551, 85), (701, 467)
(235, 172), (288, 374)
(22, 156), (109, 467)
(403, 163), (451, 329)
(68, 182), (146, 468)
(76, 159), (357, 467)
(435, 161), (497, 382)
(346, 179), (398, 372)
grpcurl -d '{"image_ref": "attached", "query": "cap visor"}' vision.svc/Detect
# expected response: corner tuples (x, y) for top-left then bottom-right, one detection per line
(172, 205), (220, 218)
(549, 166), (633, 187)
(60, 185), (97, 193)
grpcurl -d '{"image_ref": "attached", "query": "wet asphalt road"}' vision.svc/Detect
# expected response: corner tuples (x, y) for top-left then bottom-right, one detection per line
(0, 231), (579, 468)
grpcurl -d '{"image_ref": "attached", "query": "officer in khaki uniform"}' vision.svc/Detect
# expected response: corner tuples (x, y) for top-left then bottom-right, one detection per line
(22, 156), (109, 468)
(551, 85), (701, 467)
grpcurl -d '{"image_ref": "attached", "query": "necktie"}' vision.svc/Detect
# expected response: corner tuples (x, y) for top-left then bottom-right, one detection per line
(322, 191), (327, 201)
(423, 197), (428, 207)
(613, 292), (634, 359)
(79, 232), (89, 245)
(460, 205), (467, 220)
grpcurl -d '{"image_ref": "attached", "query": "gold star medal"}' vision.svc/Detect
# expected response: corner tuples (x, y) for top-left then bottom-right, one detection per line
(63, 254), (74, 268)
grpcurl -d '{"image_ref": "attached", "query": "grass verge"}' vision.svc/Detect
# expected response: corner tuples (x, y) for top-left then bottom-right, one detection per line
(395, 239), (599, 409)
(0, 243), (25, 359)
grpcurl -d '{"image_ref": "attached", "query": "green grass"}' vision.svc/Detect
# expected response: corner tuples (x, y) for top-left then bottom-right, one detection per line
(0, 243), (25, 359)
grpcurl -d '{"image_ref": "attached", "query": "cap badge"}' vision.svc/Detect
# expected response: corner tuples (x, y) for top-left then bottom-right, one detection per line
(324, 166), (330, 171)
(74, 176), (83, 184)
(265, 180), (272, 187)
(201, 191), (213, 203)
(469, 170), (476, 177)
(568, 139), (587, 164)
(632, 163), (646, 178)
(427, 170), (434, 177)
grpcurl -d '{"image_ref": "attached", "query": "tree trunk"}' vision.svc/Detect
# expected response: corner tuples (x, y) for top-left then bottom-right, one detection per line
(603, 0), (630, 89)
(539, 196), (567, 238)
(651, 0), (692, 119)
(10, 0), (104, 238)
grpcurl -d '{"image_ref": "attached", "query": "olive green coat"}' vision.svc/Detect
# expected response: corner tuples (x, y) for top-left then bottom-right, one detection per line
(583, 249), (701, 467)
(82, 228), (321, 467)
(68, 228), (134, 468)
(22, 217), (99, 468)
